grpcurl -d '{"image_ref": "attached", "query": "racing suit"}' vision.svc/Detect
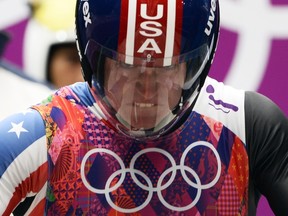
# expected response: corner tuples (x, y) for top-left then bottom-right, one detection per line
(0, 77), (287, 215)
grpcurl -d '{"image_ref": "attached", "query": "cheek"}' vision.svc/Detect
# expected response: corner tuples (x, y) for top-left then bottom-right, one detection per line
(168, 88), (182, 108)
(50, 58), (63, 79)
(50, 56), (70, 76)
(104, 72), (128, 109)
(167, 69), (186, 107)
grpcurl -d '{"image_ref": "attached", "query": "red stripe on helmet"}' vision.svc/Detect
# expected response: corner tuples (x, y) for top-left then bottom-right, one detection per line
(118, 0), (183, 66)
(173, 0), (183, 62)
(118, 0), (129, 63)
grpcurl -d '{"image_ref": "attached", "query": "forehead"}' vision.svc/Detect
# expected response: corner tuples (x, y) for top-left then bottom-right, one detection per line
(105, 57), (187, 69)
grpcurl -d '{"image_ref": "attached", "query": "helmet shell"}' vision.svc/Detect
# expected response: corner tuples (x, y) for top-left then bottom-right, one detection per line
(75, 0), (220, 139)
(23, 0), (76, 82)
(76, 0), (219, 83)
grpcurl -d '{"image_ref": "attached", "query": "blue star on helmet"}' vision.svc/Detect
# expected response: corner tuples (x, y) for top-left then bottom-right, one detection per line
(8, 121), (29, 139)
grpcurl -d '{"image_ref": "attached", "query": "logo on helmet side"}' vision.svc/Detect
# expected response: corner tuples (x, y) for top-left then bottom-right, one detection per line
(82, 0), (92, 28)
(205, 0), (217, 36)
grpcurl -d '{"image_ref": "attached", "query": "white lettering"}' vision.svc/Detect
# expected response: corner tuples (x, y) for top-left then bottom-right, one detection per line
(137, 4), (164, 54)
(140, 4), (164, 20)
(139, 21), (162, 37)
(137, 39), (162, 53)
(205, 0), (217, 36)
(82, 1), (92, 28)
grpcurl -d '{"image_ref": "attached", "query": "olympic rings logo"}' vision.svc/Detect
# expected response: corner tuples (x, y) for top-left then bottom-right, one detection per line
(80, 141), (221, 213)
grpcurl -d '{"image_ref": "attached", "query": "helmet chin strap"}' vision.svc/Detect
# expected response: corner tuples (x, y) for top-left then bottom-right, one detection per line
(163, 86), (200, 136)
(179, 96), (183, 109)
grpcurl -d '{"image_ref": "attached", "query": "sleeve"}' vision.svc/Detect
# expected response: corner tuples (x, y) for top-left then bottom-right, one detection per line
(245, 91), (288, 215)
(0, 109), (48, 216)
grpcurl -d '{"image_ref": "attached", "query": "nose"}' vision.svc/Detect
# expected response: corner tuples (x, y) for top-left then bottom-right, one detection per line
(137, 69), (157, 99)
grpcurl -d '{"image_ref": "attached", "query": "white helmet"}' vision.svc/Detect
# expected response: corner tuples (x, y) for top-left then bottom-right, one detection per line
(23, 0), (76, 82)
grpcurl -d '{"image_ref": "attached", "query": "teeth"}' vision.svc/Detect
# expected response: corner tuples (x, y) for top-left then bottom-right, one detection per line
(135, 102), (154, 108)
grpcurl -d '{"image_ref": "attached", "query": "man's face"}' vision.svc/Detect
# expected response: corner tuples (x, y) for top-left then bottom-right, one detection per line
(49, 44), (83, 88)
(104, 58), (186, 130)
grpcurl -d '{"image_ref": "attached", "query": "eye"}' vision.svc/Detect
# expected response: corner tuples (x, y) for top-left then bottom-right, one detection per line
(118, 62), (136, 70)
(156, 64), (178, 73)
(165, 65), (177, 70)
